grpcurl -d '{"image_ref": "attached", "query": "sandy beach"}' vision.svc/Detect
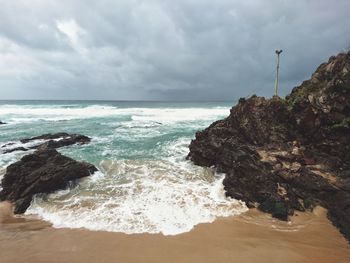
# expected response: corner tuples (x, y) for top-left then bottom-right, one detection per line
(1, 202), (349, 263)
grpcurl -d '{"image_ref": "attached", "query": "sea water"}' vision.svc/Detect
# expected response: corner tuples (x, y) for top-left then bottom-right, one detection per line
(0, 101), (247, 235)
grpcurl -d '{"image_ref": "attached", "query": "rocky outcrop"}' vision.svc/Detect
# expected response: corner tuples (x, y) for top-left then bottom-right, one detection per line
(0, 148), (97, 214)
(0, 121), (6, 125)
(1, 133), (91, 154)
(188, 52), (350, 240)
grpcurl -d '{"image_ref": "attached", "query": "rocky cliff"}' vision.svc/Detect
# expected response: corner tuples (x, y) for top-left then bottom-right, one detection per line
(188, 52), (350, 240)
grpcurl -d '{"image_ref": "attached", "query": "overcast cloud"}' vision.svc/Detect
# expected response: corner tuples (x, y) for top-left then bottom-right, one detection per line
(0, 0), (349, 101)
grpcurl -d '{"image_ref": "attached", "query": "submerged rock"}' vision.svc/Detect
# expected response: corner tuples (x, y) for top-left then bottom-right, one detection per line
(188, 52), (350, 240)
(1, 132), (91, 154)
(2, 147), (28, 154)
(20, 132), (90, 144)
(0, 148), (97, 214)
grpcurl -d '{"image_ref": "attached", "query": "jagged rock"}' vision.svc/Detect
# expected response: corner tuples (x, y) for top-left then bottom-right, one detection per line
(0, 148), (97, 214)
(1, 133), (91, 154)
(188, 52), (350, 241)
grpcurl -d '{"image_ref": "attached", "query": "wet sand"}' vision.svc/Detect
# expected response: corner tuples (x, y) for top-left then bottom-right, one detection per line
(1, 202), (350, 263)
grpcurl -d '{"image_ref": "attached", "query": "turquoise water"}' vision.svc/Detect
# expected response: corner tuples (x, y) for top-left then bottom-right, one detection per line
(0, 101), (247, 235)
(0, 100), (232, 163)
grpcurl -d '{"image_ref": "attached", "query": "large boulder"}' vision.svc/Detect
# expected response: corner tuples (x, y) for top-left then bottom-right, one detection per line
(0, 148), (97, 214)
(188, 51), (350, 241)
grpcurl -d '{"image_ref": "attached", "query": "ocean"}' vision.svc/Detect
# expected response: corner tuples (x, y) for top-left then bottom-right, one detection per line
(0, 100), (247, 235)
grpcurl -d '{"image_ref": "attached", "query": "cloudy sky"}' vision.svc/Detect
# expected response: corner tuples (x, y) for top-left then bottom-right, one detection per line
(0, 0), (349, 101)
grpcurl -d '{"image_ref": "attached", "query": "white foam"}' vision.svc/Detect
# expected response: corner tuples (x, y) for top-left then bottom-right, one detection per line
(0, 167), (6, 191)
(0, 105), (121, 122)
(0, 139), (45, 152)
(0, 104), (229, 123)
(0, 145), (38, 168)
(115, 121), (162, 129)
(130, 107), (229, 123)
(26, 159), (247, 235)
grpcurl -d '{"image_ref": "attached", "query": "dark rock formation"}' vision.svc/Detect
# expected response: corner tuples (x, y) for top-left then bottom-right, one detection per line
(0, 148), (97, 214)
(188, 52), (350, 240)
(0, 121), (6, 125)
(1, 132), (91, 154)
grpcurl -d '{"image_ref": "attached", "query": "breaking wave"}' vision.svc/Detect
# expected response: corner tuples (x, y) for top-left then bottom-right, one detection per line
(26, 159), (247, 235)
(0, 104), (229, 123)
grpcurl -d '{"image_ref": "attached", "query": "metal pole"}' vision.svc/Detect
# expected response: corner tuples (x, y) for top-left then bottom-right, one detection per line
(274, 50), (282, 96)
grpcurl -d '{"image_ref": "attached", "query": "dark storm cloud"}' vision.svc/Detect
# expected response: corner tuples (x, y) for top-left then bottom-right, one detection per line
(0, 0), (349, 100)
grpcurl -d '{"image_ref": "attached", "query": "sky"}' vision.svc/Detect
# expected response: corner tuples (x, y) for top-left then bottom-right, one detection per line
(0, 0), (349, 101)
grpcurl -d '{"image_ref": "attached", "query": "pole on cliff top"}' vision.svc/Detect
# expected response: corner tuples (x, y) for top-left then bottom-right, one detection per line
(274, 50), (283, 97)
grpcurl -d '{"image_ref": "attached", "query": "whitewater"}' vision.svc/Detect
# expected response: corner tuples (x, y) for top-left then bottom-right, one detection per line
(0, 101), (248, 235)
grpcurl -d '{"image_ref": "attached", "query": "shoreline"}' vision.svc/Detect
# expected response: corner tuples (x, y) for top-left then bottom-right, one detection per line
(1, 204), (350, 263)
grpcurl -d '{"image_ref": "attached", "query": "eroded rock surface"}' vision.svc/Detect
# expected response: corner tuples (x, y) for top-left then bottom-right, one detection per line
(188, 52), (350, 240)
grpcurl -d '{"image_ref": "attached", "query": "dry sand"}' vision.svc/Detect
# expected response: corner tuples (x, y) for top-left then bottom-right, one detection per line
(1, 201), (350, 263)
